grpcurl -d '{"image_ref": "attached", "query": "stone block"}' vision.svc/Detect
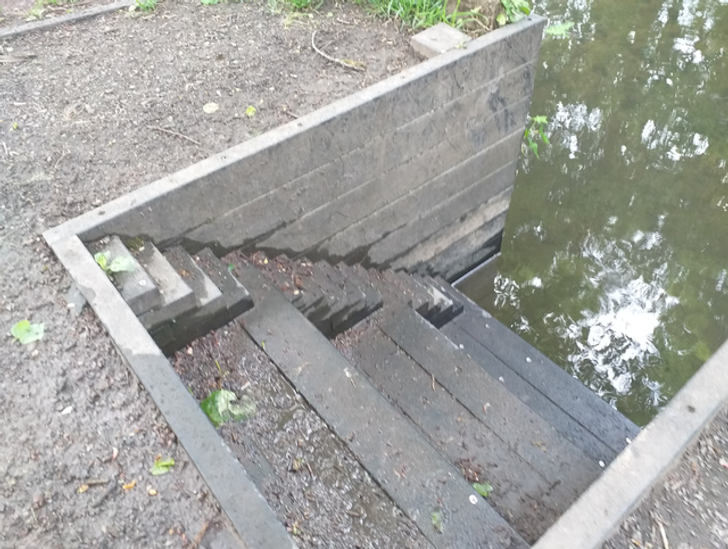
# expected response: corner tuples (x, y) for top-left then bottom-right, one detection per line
(411, 23), (470, 59)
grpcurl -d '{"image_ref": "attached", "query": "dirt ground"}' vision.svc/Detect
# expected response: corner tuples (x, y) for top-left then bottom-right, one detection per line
(4, 1), (728, 548)
(0, 1), (417, 546)
(172, 313), (429, 548)
(603, 406), (728, 549)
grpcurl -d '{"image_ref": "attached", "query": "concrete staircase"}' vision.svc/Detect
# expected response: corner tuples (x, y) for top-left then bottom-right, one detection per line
(84, 240), (640, 547)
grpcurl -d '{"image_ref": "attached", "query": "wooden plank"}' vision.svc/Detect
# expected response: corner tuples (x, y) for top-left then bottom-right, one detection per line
(260, 99), (530, 257)
(50, 236), (297, 549)
(441, 322), (617, 464)
(237, 262), (528, 549)
(349, 331), (577, 544)
(321, 130), (523, 263)
(55, 18), (544, 248)
(185, 64), (534, 252)
(450, 302), (640, 454)
(381, 307), (602, 494)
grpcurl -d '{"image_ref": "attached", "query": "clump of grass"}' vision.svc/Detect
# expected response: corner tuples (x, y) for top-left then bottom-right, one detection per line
(356, 0), (479, 30)
(135, 0), (158, 11)
(27, 0), (79, 19)
(285, 0), (322, 10)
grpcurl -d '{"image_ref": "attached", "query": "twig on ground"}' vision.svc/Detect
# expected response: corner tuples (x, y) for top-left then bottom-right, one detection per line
(91, 480), (119, 508)
(0, 54), (36, 63)
(656, 518), (669, 549)
(188, 519), (211, 549)
(147, 125), (201, 146)
(54, 151), (69, 170)
(311, 31), (365, 72)
(83, 478), (109, 487)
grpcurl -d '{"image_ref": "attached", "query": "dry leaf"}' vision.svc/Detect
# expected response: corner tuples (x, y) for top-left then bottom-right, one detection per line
(77, 484), (89, 494)
(122, 479), (137, 490)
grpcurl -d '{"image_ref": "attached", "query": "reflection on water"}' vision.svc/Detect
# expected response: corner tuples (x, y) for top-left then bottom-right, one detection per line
(458, 0), (728, 426)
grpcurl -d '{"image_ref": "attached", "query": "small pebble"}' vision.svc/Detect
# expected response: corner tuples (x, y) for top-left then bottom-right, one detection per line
(469, 495), (478, 505)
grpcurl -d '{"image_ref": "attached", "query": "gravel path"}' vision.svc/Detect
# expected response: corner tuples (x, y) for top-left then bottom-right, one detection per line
(0, 2), (416, 546)
(604, 406), (728, 549)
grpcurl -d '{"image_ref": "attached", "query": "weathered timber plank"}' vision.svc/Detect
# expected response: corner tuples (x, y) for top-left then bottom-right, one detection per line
(381, 307), (602, 494)
(450, 303), (640, 454)
(349, 331), (575, 544)
(237, 262), (528, 549)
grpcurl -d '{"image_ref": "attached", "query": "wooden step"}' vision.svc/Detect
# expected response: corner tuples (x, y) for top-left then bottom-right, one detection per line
(345, 328), (574, 543)
(254, 255), (382, 338)
(442, 279), (640, 456)
(135, 241), (197, 331)
(87, 236), (162, 315)
(381, 307), (603, 496)
(151, 247), (253, 354)
(236, 260), (528, 549)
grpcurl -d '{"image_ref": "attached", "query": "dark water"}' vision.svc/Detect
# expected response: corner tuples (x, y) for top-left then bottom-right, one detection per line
(457, 0), (728, 426)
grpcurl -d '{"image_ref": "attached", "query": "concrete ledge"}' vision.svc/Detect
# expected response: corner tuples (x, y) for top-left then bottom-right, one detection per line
(0, 0), (134, 40)
(533, 338), (728, 549)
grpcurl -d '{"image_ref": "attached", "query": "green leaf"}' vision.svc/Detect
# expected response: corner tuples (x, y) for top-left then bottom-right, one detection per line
(517, 2), (530, 15)
(539, 129), (550, 145)
(545, 21), (575, 37)
(431, 510), (443, 533)
(94, 252), (108, 271)
(228, 263), (235, 273)
(11, 320), (45, 345)
(528, 139), (539, 158)
(473, 482), (493, 498)
(245, 105), (257, 118)
(200, 389), (256, 428)
(108, 256), (136, 273)
(532, 115), (548, 125)
(150, 456), (175, 476)
(496, 11), (507, 26)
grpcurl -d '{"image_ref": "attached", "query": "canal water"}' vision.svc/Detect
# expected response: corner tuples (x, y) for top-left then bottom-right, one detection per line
(457, 0), (728, 426)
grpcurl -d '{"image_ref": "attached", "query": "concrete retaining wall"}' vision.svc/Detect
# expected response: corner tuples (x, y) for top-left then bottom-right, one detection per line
(48, 16), (545, 280)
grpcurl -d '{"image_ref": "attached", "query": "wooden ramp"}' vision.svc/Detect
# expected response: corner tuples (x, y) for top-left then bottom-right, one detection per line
(230, 254), (640, 546)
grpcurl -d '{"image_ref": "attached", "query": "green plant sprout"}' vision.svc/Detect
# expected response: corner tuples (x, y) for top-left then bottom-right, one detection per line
(11, 320), (45, 345)
(94, 252), (136, 275)
(497, 0), (530, 26)
(545, 21), (575, 37)
(135, 0), (157, 11)
(523, 115), (549, 158)
(200, 389), (256, 428)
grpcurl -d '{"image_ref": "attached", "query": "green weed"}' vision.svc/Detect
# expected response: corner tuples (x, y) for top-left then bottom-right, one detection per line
(135, 0), (158, 11)
(94, 251), (136, 275)
(359, 0), (478, 30)
(523, 115), (549, 158)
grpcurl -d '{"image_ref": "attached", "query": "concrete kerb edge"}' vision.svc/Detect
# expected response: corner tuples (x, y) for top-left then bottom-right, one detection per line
(533, 338), (728, 549)
(41, 14), (547, 249)
(0, 0), (135, 41)
(45, 233), (298, 549)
